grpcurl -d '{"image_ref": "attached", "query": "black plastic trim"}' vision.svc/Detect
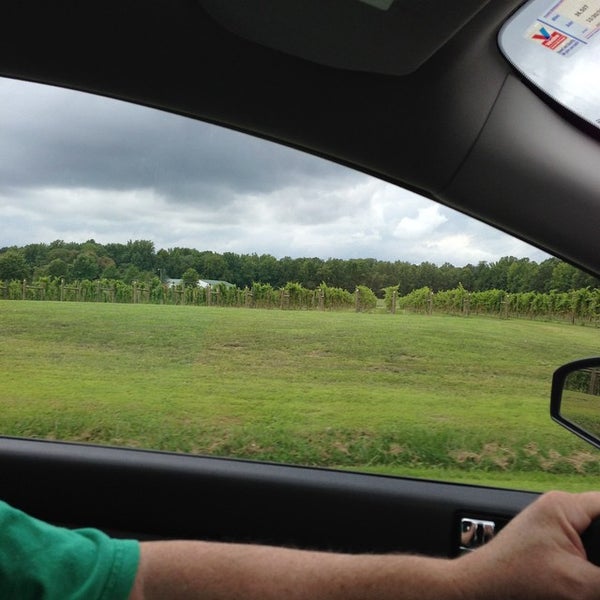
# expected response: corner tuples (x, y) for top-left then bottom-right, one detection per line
(0, 436), (537, 557)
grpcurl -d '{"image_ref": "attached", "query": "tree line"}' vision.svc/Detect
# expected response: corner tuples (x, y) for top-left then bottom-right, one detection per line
(1, 239), (599, 296)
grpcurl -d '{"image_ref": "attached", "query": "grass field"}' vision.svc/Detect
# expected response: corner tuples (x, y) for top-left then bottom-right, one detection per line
(1, 299), (600, 492)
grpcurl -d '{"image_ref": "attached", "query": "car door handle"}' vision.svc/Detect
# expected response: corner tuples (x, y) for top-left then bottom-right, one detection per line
(459, 517), (496, 554)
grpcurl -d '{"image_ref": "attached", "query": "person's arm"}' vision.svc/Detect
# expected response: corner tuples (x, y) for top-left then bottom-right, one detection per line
(130, 540), (461, 600)
(129, 491), (600, 600)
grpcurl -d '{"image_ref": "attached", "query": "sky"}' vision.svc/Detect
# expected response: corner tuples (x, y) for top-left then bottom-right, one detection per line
(0, 77), (549, 266)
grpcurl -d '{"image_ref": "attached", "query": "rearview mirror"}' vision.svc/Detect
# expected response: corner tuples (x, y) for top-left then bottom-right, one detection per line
(551, 358), (600, 450)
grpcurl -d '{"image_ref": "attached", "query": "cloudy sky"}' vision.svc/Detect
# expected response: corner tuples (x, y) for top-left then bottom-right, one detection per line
(0, 77), (549, 266)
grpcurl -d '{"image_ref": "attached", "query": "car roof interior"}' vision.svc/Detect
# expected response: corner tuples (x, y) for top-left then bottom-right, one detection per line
(2, 0), (599, 277)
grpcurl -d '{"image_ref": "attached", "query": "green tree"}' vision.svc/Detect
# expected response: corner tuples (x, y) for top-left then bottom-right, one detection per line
(199, 251), (231, 281)
(394, 261), (418, 295)
(437, 262), (461, 291)
(104, 242), (130, 266)
(71, 253), (101, 280)
(414, 261), (441, 291)
(47, 258), (69, 279)
(488, 256), (517, 290)
(255, 254), (280, 285)
(101, 264), (119, 280)
(506, 258), (537, 293)
(22, 243), (49, 270)
(0, 250), (30, 281)
(182, 268), (200, 287)
(122, 265), (142, 284)
(551, 261), (577, 291)
(471, 261), (492, 291)
(532, 258), (560, 293)
(127, 239), (156, 272)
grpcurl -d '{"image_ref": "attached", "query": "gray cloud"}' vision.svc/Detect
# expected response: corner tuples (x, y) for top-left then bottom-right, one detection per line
(0, 77), (549, 265)
(0, 79), (358, 200)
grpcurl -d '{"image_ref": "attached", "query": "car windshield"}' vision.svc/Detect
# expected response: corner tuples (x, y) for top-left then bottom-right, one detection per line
(1, 77), (600, 493)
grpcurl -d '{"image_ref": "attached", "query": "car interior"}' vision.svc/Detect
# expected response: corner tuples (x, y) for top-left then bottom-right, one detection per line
(1, 0), (599, 563)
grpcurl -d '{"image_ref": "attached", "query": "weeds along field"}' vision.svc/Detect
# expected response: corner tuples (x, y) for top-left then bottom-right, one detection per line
(1, 299), (599, 492)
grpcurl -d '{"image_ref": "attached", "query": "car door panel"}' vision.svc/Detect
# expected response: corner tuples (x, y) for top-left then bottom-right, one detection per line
(0, 437), (537, 557)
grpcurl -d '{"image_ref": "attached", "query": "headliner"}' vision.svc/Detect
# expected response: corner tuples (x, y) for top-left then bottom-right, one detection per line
(1, 0), (600, 276)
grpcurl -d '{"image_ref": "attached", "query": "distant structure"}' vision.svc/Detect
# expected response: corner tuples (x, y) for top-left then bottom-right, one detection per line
(165, 278), (182, 287)
(197, 279), (235, 289)
(165, 278), (234, 288)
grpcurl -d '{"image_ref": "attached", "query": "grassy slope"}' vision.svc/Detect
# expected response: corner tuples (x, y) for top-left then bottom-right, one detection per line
(1, 300), (599, 492)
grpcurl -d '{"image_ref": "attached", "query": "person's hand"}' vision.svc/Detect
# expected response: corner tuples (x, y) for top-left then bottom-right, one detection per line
(458, 491), (600, 600)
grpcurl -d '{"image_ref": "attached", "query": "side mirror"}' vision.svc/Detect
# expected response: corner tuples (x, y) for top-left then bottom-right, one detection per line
(551, 358), (600, 450)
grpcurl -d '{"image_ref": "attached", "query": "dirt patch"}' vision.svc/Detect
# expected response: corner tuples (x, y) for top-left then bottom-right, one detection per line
(450, 443), (515, 470)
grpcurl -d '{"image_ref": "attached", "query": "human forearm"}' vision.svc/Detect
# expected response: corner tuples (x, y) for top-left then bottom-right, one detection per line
(129, 492), (600, 600)
(131, 540), (464, 600)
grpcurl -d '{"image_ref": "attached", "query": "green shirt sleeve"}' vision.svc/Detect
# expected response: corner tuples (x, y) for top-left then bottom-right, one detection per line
(0, 500), (140, 600)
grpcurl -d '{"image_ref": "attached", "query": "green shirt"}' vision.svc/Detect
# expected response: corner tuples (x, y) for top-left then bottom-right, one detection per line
(0, 500), (140, 599)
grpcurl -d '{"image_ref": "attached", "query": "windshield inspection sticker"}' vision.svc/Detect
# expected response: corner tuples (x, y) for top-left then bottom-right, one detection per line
(525, 0), (600, 56)
(500, 0), (600, 130)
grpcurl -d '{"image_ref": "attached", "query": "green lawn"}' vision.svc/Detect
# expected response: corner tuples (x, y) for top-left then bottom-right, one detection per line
(1, 299), (600, 492)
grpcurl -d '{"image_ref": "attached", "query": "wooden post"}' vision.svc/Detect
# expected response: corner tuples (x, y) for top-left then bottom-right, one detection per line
(427, 291), (434, 315)
(504, 294), (510, 319)
(318, 289), (325, 311)
(207, 285), (212, 307)
(391, 290), (397, 314)
(22, 279), (27, 300)
(355, 287), (360, 312)
(60, 278), (65, 302)
(245, 289), (253, 308)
